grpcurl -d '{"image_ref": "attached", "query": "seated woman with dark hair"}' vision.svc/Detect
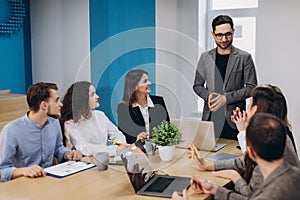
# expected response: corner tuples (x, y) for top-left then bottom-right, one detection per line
(117, 69), (170, 144)
(60, 81), (127, 157)
(233, 84), (296, 154)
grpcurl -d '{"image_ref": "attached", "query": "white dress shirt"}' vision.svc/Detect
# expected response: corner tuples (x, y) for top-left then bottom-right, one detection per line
(132, 95), (154, 135)
(64, 110), (126, 156)
(237, 130), (247, 153)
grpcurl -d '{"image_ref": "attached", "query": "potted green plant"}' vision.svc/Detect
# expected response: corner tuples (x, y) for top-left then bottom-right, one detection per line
(152, 121), (183, 161)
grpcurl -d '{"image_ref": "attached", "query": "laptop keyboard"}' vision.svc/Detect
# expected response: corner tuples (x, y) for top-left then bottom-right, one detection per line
(144, 177), (175, 193)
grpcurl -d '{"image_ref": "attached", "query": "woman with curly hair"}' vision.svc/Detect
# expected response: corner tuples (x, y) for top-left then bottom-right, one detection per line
(60, 81), (127, 156)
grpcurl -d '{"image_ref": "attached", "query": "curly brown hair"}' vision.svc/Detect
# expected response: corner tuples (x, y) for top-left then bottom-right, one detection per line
(59, 81), (91, 145)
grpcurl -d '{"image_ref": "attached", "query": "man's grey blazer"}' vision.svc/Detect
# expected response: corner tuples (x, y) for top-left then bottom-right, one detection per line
(193, 46), (257, 129)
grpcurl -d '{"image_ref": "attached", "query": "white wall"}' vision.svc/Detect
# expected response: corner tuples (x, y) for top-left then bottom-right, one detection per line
(156, 0), (200, 119)
(30, 0), (90, 97)
(256, 0), (300, 156)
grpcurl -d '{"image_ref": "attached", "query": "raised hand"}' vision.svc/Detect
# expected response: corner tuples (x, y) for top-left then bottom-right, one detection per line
(231, 107), (248, 132)
(188, 144), (214, 171)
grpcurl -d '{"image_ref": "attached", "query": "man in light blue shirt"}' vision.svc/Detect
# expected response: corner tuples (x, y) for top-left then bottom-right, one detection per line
(0, 82), (82, 182)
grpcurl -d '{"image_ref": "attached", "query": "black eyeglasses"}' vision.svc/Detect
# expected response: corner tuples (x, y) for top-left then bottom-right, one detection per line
(214, 32), (233, 40)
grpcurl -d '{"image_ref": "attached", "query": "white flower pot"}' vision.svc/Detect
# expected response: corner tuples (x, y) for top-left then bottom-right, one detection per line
(158, 145), (175, 161)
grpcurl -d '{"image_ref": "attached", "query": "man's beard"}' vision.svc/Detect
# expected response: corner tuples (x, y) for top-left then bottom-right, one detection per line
(47, 113), (60, 119)
(47, 107), (61, 119)
(217, 40), (233, 50)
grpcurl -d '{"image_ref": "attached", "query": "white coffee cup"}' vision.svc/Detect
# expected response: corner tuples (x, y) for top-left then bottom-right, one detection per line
(95, 152), (109, 171)
(144, 140), (156, 156)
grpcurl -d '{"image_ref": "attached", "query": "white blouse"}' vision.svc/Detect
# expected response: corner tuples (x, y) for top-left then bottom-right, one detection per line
(64, 110), (126, 156)
(132, 95), (154, 134)
(237, 130), (247, 153)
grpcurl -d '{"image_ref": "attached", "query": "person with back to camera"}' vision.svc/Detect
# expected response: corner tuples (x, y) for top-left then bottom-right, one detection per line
(0, 82), (82, 182)
(117, 69), (170, 150)
(180, 85), (299, 199)
(232, 84), (297, 155)
(172, 113), (300, 200)
(193, 15), (257, 140)
(60, 81), (128, 157)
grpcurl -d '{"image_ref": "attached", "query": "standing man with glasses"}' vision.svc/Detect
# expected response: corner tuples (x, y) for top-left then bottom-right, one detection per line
(193, 15), (257, 140)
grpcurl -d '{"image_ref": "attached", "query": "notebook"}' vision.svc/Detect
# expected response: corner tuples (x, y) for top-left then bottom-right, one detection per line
(206, 153), (238, 161)
(44, 161), (95, 178)
(171, 118), (226, 152)
(120, 147), (190, 198)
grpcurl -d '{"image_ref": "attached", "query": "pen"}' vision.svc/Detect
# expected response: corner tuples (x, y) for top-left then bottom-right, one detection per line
(108, 139), (122, 145)
(190, 145), (195, 159)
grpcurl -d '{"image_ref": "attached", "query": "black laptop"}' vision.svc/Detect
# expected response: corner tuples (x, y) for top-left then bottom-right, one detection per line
(120, 147), (190, 198)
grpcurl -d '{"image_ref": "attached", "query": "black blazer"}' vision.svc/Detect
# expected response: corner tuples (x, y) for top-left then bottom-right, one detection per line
(117, 95), (170, 144)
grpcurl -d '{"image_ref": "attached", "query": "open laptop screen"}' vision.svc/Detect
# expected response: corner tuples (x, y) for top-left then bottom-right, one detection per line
(171, 118), (226, 152)
(120, 147), (154, 192)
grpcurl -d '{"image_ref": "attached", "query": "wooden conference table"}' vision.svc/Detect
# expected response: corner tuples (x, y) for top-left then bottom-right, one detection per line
(0, 139), (241, 200)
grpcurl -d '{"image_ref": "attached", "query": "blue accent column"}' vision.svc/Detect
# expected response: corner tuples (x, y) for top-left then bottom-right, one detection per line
(23, 0), (32, 90)
(0, 0), (31, 94)
(89, 0), (155, 124)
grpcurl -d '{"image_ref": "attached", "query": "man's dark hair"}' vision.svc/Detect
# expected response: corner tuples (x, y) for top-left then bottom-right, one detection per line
(212, 15), (234, 31)
(26, 82), (58, 112)
(246, 113), (286, 162)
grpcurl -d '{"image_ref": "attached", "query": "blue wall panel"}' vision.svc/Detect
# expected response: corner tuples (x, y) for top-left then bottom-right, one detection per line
(89, 0), (155, 124)
(0, 33), (26, 94)
(0, 0), (31, 94)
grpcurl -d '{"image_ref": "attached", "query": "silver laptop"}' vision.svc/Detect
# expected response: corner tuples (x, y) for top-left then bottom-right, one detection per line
(171, 118), (226, 152)
(120, 147), (190, 198)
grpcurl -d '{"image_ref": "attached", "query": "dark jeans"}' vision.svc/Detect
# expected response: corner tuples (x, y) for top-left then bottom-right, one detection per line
(208, 111), (238, 140)
(219, 120), (238, 140)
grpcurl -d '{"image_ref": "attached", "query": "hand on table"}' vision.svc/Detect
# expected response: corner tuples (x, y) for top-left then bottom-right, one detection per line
(172, 175), (218, 199)
(64, 150), (82, 161)
(212, 169), (242, 183)
(14, 165), (46, 179)
(136, 132), (148, 143)
(117, 143), (132, 151)
(190, 176), (217, 195)
(172, 189), (188, 200)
